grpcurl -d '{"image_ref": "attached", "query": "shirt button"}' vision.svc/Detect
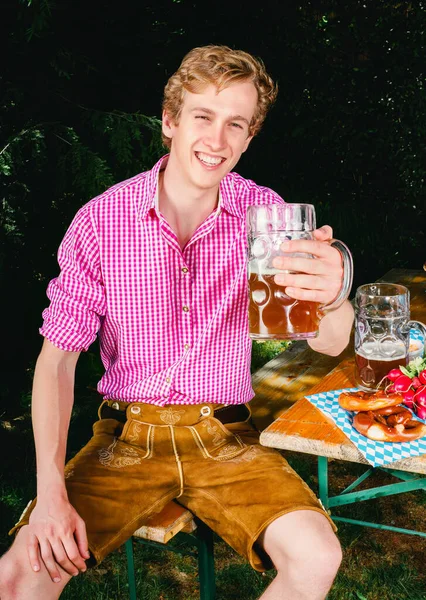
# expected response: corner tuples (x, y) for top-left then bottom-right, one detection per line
(184, 344), (190, 351)
(165, 377), (171, 383)
(182, 267), (189, 274)
(182, 305), (189, 312)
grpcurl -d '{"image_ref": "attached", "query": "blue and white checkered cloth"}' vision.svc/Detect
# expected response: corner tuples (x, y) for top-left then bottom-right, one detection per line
(410, 328), (425, 359)
(306, 388), (426, 467)
(410, 329), (425, 344)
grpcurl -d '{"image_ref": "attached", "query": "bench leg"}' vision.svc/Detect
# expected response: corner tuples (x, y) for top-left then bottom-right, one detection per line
(125, 538), (137, 600)
(318, 456), (329, 510)
(195, 522), (216, 600)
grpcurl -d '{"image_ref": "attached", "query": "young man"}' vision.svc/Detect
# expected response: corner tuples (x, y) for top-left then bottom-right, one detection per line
(0, 45), (354, 600)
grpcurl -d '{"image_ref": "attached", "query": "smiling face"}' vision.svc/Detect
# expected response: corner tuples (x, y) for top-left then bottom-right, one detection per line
(162, 81), (258, 193)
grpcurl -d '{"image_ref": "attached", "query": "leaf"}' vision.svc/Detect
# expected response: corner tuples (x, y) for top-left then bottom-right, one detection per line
(400, 365), (412, 377)
(404, 356), (426, 377)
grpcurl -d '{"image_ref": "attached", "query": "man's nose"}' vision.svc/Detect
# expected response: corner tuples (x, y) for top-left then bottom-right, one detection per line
(205, 123), (226, 151)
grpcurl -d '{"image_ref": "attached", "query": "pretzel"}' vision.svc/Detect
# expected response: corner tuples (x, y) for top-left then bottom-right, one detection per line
(353, 406), (426, 442)
(338, 390), (402, 412)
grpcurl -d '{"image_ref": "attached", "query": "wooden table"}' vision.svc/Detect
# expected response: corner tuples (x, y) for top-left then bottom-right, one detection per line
(256, 268), (426, 537)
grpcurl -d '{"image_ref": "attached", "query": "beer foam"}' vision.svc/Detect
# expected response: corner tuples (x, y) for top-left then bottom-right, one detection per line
(357, 341), (407, 361)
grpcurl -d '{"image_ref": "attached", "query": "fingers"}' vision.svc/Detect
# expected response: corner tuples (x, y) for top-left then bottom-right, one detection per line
(74, 517), (91, 562)
(26, 522), (89, 582)
(274, 275), (341, 304)
(274, 272), (334, 292)
(273, 240), (343, 304)
(279, 238), (337, 260)
(273, 255), (326, 276)
(51, 539), (80, 577)
(31, 534), (87, 582)
(59, 537), (87, 574)
(281, 287), (324, 303)
(24, 499), (90, 583)
(313, 225), (333, 241)
(38, 538), (62, 582)
(27, 531), (41, 573)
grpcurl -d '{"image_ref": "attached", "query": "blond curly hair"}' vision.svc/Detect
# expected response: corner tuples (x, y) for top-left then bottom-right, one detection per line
(162, 45), (278, 149)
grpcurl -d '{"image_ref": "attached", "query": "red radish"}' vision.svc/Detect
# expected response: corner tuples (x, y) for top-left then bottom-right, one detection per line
(387, 368), (403, 382)
(403, 389), (415, 408)
(393, 375), (413, 393)
(412, 377), (421, 389)
(414, 385), (426, 407)
(419, 370), (426, 385)
(415, 405), (426, 420)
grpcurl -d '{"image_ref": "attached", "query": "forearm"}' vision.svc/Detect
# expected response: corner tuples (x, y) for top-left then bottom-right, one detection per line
(308, 300), (354, 357)
(32, 340), (80, 499)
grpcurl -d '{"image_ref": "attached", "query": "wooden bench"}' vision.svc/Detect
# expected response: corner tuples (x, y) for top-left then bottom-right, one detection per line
(124, 501), (215, 600)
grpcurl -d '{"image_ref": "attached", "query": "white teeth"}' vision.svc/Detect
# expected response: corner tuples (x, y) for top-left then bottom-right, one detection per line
(196, 152), (223, 166)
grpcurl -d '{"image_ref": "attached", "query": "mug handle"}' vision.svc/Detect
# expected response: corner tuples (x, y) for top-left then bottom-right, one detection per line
(403, 320), (426, 359)
(321, 239), (354, 311)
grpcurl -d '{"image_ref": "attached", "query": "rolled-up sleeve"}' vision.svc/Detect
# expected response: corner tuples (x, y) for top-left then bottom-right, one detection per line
(40, 206), (106, 352)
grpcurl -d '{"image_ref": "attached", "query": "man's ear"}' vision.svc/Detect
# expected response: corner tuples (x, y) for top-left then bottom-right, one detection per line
(242, 135), (254, 153)
(162, 110), (176, 139)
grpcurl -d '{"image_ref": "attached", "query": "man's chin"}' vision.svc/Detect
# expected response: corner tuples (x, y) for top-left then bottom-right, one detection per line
(191, 168), (227, 189)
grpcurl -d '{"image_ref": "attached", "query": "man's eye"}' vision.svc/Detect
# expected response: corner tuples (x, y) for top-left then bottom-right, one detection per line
(195, 115), (210, 121)
(230, 122), (243, 129)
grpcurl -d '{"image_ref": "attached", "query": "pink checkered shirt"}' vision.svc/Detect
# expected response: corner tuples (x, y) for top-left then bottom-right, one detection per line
(40, 155), (285, 405)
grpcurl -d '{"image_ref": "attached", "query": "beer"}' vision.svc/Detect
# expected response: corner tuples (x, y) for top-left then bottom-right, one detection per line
(355, 341), (408, 391)
(249, 273), (321, 340)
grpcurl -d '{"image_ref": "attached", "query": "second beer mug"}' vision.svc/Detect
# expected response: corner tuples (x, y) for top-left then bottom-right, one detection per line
(355, 283), (426, 391)
(247, 203), (353, 340)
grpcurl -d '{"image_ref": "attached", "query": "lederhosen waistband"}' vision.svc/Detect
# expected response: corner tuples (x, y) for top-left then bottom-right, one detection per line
(100, 399), (250, 426)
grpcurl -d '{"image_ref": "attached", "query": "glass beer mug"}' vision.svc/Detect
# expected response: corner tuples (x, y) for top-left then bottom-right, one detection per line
(247, 203), (353, 340)
(355, 283), (426, 391)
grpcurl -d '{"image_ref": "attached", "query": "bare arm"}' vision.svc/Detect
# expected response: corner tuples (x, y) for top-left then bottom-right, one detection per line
(32, 339), (79, 498)
(27, 339), (90, 582)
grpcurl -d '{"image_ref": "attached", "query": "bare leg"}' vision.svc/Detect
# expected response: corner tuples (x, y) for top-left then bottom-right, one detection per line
(258, 511), (342, 600)
(0, 526), (73, 600)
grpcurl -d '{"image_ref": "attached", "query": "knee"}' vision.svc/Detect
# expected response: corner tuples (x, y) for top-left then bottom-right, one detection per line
(0, 552), (21, 598)
(304, 533), (343, 582)
(272, 530), (342, 585)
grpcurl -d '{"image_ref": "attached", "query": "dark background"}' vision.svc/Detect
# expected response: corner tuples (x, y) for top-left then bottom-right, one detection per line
(1, 0), (425, 414)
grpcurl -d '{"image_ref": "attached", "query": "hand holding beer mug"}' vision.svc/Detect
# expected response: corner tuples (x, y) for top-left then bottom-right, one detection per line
(355, 283), (426, 391)
(247, 204), (353, 340)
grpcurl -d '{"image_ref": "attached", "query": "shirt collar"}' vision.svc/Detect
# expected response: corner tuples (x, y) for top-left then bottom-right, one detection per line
(138, 154), (243, 220)
(219, 174), (242, 218)
(138, 154), (169, 220)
